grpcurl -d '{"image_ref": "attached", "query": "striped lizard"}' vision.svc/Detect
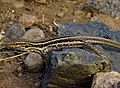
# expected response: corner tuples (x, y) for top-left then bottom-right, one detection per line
(0, 36), (120, 61)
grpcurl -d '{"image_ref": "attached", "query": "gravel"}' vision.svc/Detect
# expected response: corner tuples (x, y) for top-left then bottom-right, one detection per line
(85, 0), (120, 18)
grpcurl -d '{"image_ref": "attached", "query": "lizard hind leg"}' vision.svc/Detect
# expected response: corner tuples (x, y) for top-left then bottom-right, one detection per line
(83, 43), (116, 70)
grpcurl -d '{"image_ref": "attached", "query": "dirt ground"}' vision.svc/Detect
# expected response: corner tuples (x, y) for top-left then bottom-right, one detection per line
(0, 0), (120, 88)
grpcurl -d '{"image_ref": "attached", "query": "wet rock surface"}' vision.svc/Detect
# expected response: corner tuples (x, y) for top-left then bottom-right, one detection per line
(91, 71), (120, 88)
(85, 0), (120, 18)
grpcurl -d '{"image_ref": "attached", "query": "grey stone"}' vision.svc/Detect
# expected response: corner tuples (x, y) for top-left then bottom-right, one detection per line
(91, 71), (120, 88)
(58, 21), (120, 46)
(58, 21), (111, 37)
(24, 52), (44, 72)
(23, 27), (45, 42)
(5, 22), (26, 41)
(85, 0), (120, 18)
(47, 48), (110, 87)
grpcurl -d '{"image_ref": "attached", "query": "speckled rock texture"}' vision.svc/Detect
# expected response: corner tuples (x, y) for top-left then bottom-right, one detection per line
(5, 22), (26, 41)
(91, 71), (120, 88)
(85, 0), (120, 18)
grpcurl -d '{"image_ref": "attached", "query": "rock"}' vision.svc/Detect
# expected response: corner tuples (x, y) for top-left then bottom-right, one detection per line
(18, 73), (22, 77)
(58, 21), (111, 37)
(56, 12), (65, 18)
(73, 10), (84, 16)
(86, 12), (92, 18)
(1, 30), (5, 35)
(12, 0), (24, 8)
(91, 71), (120, 88)
(19, 13), (39, 28)
(0, 34), (4, 40)
(34, 82), (41, 87)
(17, 66), (22, 73)
(5, 22), (26, 41)
(84, 0), (120, 18)
(34, 0), (47, 4)
(45, 48), (111, 88)
(58, 21), (120, 42)
(57, 22), (120, 71)
(23, 27), (45, 42)
(24, 52), (44, 72)
(1, 0), (24, 8)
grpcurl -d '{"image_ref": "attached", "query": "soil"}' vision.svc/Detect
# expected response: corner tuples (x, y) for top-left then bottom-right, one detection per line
(0, 0), (120, 88)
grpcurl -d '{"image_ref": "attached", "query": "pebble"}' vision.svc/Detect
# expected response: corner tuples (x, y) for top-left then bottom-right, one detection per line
(56, 12), (64, 18)
(73, 10), (84, 16)
(5, 22), (26, 41)
(22, 27), (45, 42)
(13, 0), (24, 8)
(17, 66), (22, 73)
(19, 13), (39, 28)
(24, 52), (44, 72)
(18, 73), (22, 77)
(91, 71), (120, 88)
(34, 0), (47, 4)
(60, 7), (68, 12)
(0, 69), (4, 73)
(34, 82), (41, 87)
(0, 34), (4, 40)
(86, 12), (92, 18)
(1, 30), (5, 35)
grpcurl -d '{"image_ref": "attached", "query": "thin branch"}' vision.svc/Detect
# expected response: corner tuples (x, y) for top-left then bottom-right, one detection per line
(53, 21), (59, 27)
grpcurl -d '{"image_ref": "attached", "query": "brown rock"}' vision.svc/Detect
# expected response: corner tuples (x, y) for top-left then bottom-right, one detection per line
(91, 71), (120, 88)
(73, 10), (84, 16)
(34, 82), (41, 87)
(34, 0), (47, 4)
(1, 0), (24, 8)
(22, 27), (45, 42)
(19, 13), (38, 28)
(0, 34), (4, 40)
(13, 0), (24, 8)
(86, 12), (92, 18)
(56, 12), (64, 18)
